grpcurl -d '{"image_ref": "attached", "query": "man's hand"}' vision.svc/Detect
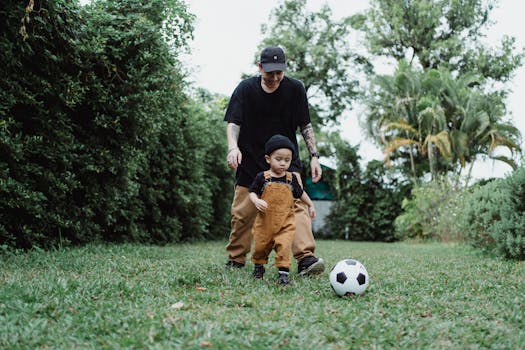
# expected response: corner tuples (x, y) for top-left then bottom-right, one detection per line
(227, 148), (242, 169)
(226, 123), (242, 169)
(311, 156), (322, 183)
(308, 205), (316, 219)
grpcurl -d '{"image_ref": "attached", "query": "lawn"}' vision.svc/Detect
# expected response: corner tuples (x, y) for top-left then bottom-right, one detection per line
(1, 241), (523, 349)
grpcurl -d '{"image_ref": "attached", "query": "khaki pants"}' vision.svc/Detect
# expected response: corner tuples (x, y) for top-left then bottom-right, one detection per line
(226, 174), (316, 265)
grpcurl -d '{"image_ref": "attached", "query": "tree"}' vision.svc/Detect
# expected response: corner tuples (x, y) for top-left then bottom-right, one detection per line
(353, 0), (522, 81)
(323, 134), (409, 241)
(439, 70), (521, 184)
(1, 0), (98, 248)
(365, 61), (452, 180)
(187, 89), (235, 239)
(71, 0), (199, 243)
(1, 0), (235, 248)
(365, 60), (521, 183)
(356, 0), (523, 182)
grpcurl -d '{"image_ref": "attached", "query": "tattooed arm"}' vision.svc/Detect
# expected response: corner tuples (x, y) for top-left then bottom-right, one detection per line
(226, 123), (242, 169)
(300, 123), (322, 183)
(300, 123), (318, 155)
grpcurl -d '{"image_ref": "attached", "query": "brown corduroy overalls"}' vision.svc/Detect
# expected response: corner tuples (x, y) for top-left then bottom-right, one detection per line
(251, 171), (296, 269)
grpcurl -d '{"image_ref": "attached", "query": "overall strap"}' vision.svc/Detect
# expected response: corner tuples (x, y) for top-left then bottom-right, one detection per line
(285, 172), (293, 184)
(263, 170), (272, 181)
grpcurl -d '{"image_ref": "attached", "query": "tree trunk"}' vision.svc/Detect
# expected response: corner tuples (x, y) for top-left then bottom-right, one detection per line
(410, 146), (417, 183)
(465, 161), (475, 188)
(428, 140), (436, 181)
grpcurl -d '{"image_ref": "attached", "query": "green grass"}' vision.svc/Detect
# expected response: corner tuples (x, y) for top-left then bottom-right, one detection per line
(1, 241), (524, 349)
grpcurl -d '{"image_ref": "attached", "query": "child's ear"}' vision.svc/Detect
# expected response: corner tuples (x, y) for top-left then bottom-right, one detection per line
(265, 155), (270, 164)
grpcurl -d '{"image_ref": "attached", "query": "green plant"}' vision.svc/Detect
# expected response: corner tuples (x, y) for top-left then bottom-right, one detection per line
(461, 167), (525, 259)
(357, 0), (524, 183)
(394, 178), (466, 241)
(1, 1), (233, 248)
(324, 135), (409, 241)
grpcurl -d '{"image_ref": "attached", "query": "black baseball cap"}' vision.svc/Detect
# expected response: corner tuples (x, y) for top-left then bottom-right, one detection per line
(260, 46), (286, 72)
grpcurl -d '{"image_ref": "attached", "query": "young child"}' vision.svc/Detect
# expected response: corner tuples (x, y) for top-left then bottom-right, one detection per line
(249, 134), (316, 285)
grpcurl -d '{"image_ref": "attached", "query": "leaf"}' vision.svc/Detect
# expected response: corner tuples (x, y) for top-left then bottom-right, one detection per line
(489, 155), (518, 170)
(383, 138), (419, 166)
(382, 120), (418, 136)
(423, 131), (452, 158)
(171, 301), (184, 310)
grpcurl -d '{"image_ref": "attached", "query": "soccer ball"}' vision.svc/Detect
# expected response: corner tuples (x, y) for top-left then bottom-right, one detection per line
(329, 259), (369, 296)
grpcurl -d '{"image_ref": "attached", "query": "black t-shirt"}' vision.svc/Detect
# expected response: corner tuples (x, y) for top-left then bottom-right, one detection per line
(224, 75), (311, 187)
(249, 172), (304, 199)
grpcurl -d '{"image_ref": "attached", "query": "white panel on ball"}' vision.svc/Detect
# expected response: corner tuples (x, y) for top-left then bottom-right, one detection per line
(329, 259), (369, 296)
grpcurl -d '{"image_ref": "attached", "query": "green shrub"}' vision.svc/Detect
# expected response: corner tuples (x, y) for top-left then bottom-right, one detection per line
(1, 0), (89, 248)
(189, 91), (234, 239)
(324, 136), (409, 241)
(1, 1), (235, 248)
(461, 168), (525, 259)
(394, 178), (467, 241)
(394, 184), (435, 240)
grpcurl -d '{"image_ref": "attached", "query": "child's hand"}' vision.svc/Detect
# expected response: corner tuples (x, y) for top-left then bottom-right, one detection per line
(254, 198), (268, 213)
(308, 205), (316, 219)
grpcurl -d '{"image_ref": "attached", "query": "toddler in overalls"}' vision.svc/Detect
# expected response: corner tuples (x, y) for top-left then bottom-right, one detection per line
(249, 134), (316, 285)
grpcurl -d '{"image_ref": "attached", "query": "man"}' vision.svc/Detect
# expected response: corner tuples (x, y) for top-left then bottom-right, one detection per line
(224, 46), (324, 276)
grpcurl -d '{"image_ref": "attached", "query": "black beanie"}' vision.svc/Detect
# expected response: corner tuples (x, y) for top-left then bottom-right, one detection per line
(265, 134), (295, 156)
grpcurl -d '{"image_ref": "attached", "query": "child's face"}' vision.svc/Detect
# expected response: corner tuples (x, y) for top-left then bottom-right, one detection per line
(265, 148), (292, 175)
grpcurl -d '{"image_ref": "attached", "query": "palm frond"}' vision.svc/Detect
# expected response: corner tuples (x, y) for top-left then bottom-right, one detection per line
(489, 155), (518, 170)
(383, 138), (419, 166)
(422, 131), (451, 158)
(382, 120), (418, 135)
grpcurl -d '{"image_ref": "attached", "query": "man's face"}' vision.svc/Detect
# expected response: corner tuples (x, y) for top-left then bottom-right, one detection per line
(259, 65), (285, 91)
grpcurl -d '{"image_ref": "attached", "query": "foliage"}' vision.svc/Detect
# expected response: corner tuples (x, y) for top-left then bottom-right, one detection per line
(258, 0), (370, 127)
(394, 178), (469, 241)
(76, 0), (194, 243)
(356, 0), (523, 182)
(1, 0), (93, 248)
(323, 135), (410, 241)
(364, 60), (521, 183)
(322, 136), (362, 238)
(1, 0), (234, 248)
(361, 160), (412, 240)
(353, 0), (523, 81)
(460, 167), (525, 259)
(186, 89), (234, 239)
(1, 241), (524, 348)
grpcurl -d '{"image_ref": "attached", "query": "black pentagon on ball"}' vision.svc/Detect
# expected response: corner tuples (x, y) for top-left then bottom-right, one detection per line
(336, 272), (347, 284)
(344, 259), (357, 265)
(356, 272), (366, 285)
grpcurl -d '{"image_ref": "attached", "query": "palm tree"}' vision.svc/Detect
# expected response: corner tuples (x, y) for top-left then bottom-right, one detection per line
(364, 62), (521, 184)
(439, 70), (521, 185)
(366, 61), (453, 181)
(365, 61), (421, 180)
